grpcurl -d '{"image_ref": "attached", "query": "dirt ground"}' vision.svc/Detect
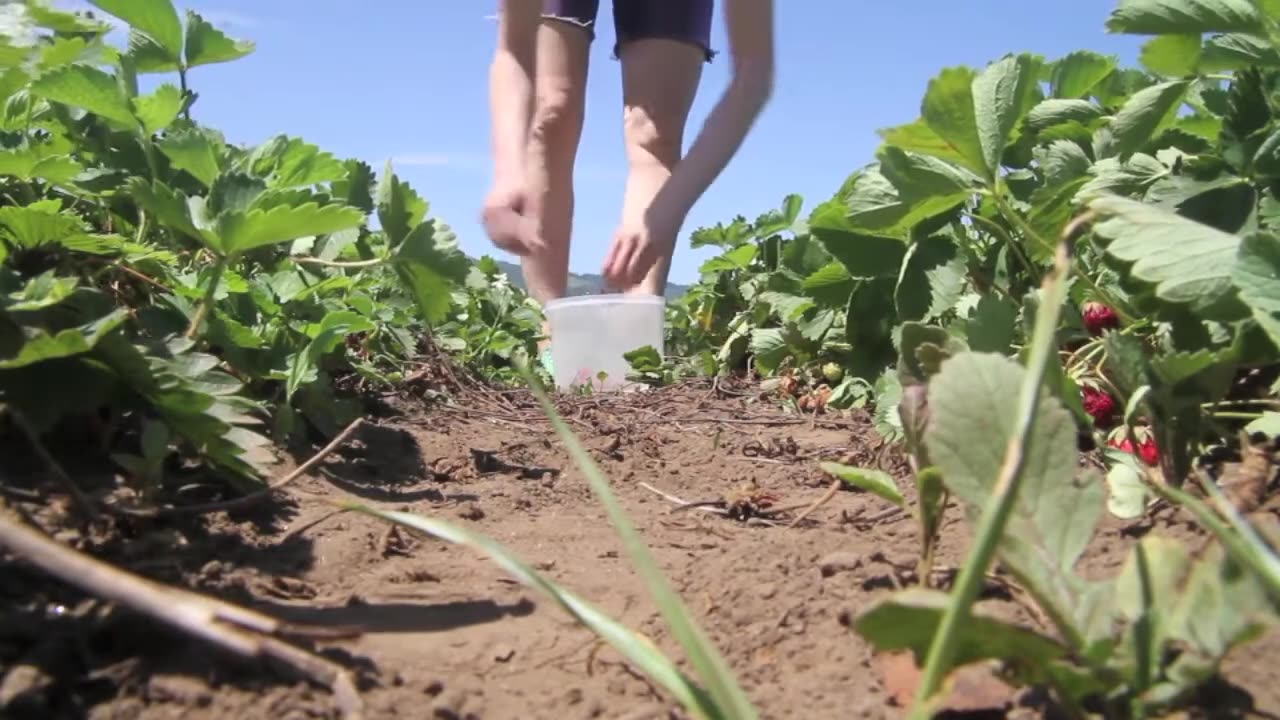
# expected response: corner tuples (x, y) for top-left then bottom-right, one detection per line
(2, 376), (1279, 719)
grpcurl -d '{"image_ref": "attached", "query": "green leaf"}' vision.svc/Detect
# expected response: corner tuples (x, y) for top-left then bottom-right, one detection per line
(1026, 99), (1106, 131)
(157, 127), (222, 187)
(1037, 140), (1093, 186)
(286, 312), (373, 400)
(757, 291), (814, 322)
(820, 462), (905, 507)
(1139, 34), (1203, 77)
(1202, 32), (1280, 70)
(966, 293), (1019, 353)
(879, 120), (977, 170)
(0, 145), (83, 184)
(30, 64), (137, 128)
(810, 201), (906, 279)
(244, 135), (347, 189)
(392, 221), (470, 325)
(183, 10), (254, 68)
(1232, 232), (1280, 349)
(1091, 194), (1242, 313)
(894, 234), (965, 322)
(0, 203), (87, 250)
(1106, 80), (1190, 160)
(925, 352), (1107, 635)
(0, 309), (128, 369)
(1106, 0), (1266, 34)
(344, 503), (723, 718)
(376, 160), (428, 245)
(853, 588), (1067, 669)
(972, 54), (1039, 177)
(215, 202), (364, 256)
(842, 165), (965, 238)
(897, 322), (968, 385)
(878, 146), (983, 198)
(1105, 454), (1152, 519)
(1049, 51), (1117, 99)
(749, 327), (788, 375)
(88, 0), (183, 62)
(132, 82), (183, 135)
(125, 178), (213, 245)
(921, 66), (989, 179)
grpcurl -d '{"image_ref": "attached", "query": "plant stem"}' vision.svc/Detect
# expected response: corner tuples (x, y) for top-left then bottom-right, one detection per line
(294, 256), (385, 269)
(185, 258), (226, 339)
(908, 215), (1080, 718)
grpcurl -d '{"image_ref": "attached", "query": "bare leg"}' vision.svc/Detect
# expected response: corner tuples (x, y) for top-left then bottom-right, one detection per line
(521, 19), (591, 305)
(616, 38), (704, 296)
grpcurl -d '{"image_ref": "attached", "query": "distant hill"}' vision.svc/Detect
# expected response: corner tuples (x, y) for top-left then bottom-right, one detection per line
(492, 259), (689, 300)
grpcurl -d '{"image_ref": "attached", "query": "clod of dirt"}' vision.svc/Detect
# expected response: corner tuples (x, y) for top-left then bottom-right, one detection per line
(819, 551), (863, 577)
(874, 652), (1015, 713)
(457, 503), (485, 521)
(146, 674), (213, 707)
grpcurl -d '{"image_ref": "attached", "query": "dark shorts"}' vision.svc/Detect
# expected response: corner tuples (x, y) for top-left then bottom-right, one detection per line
(542, 0), (716, 62)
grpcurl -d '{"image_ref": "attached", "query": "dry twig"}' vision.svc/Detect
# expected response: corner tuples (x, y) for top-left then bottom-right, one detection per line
(0, 510), (365, 718)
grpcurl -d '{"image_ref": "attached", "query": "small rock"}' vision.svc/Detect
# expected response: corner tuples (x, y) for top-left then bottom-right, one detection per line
(756, 582), (778, 600)
(819, 551), (862, 577)
(492, 644), (515, 663)
(458, 503), (485, 521)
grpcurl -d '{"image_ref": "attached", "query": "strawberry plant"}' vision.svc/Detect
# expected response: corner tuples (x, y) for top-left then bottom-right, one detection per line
(0, 0), (529, 501)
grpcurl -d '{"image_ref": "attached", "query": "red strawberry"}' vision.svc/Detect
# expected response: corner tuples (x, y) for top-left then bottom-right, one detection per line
(1137, 436), (1159, 466)
(1107, 432), (1159, 466)
(1081, 385), (1116, 426)
(1082, 301), (1120, 336)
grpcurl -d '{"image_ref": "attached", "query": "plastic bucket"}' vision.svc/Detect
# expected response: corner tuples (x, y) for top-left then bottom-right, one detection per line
(543, 294), (665, 391)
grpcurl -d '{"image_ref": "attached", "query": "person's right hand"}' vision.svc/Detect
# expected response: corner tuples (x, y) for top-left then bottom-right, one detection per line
(482, 179), (543, 256)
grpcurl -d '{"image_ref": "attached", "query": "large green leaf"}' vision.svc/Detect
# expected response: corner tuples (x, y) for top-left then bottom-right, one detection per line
(0, 203), (84, 250)
(0, 145), (83, 184)
(1104, 80), (1190, 159)
(894, 234), (965, 322)
(376, 161), (428, 245)
(393, 221), (470, 325)
(158, 127), (222, 187)
(1037, 140), (1093, 186)
(1139, 34), (1203, 77)
(972, 53), (1039, 177)
(921, 66), (989, 179)
(132, 83), (184, 135)
(214, 202), (365, 256)
(30, 64), (136, 128)
(809, 201), (906, 279)
(842, 165), (965, 238)
(854, 588), (1067, 671)
(925, 352), (1108, 638)
(0, 309), (128, 369)
(183, 11), (254, 68)
(1027, 99), (1106, 131)
(879, 119), (976, 170)
(88, 0), (183, 62)
(125, 178), (213, 245)
(1091, 195), (1242, 313)
(878, 146), (983, 199)
(1232, 232), (1280, 349)
(1049, 50), (1117, 99)
(1202, 32), (1280, 70)
(1106, 0), (1265, 34)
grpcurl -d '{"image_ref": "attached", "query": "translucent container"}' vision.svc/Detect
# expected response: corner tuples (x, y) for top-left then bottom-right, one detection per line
(543, 294), (665, 391)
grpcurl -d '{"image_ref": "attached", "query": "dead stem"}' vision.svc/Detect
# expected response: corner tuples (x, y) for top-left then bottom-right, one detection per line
(0, 510), (365, 718)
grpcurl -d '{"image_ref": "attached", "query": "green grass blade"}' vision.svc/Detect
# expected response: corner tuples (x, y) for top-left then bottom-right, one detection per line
(522, 370), (758, 720)
(338, 502), (721, 717)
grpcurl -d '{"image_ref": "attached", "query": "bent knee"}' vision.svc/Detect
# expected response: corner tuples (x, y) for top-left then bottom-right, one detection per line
(530, 86), (585, 147)
(623, 104), (685, 167)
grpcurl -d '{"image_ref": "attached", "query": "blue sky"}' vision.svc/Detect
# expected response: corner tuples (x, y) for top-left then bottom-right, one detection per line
(63, 1), (1143, 284)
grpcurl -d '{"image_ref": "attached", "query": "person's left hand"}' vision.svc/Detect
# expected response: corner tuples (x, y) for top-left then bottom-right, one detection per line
(602, 203), (681, 289)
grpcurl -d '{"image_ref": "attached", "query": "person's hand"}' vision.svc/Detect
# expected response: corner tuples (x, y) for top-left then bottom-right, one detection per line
(482, 177), (543, 256)
(603, 203), (681, 289)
